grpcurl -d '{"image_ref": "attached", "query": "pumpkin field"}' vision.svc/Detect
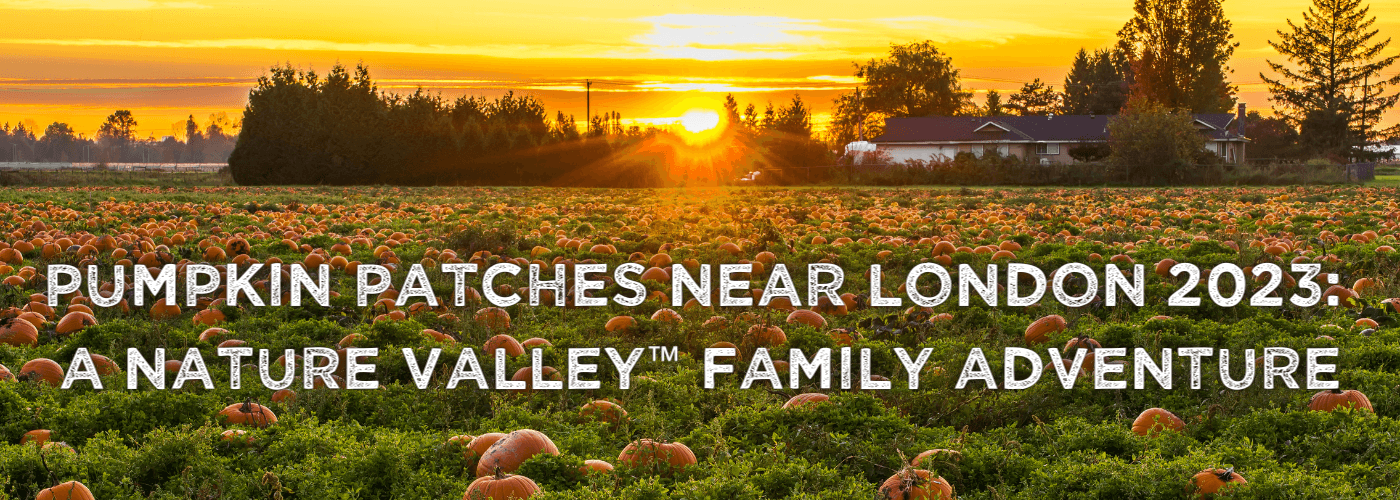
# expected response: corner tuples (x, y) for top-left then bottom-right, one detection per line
(0, 185), (1398, 499)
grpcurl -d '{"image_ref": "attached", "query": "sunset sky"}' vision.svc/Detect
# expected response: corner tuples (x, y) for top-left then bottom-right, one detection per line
(2, 0), (1398, 139)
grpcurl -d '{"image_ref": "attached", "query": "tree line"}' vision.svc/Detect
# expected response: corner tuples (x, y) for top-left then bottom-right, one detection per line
(229, 63), (704, 186)
(0, 112), (236, 164)
(826, 0), (1399, 163)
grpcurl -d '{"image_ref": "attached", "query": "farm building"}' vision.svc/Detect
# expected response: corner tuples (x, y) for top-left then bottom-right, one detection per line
(870, 104), (1249, 165)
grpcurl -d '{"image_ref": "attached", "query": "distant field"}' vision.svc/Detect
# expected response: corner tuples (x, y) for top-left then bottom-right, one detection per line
(0, 185), (1396, 499)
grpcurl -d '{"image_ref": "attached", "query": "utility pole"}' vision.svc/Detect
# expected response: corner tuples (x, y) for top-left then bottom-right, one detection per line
(585, 79), (592, 135)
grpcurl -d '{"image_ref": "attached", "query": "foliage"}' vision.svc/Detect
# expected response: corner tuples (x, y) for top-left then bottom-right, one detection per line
(1006, 79), (1064, 116)
(1063, 48), (1133, 115)
(856, 40), (974, 118)
(1116, 0), (1239, 113)
(1107, 97), (1214, 184)
(1261, 0), (1400, 160)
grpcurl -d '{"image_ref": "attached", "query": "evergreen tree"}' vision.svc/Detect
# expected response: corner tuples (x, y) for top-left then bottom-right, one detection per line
(722, 94), (742, 128)
(1117, 0), (1238, 112)
(1006, 79), (1063, 115)
(1262, 0), (1400, 158)
(983, 90), (1006, 116)
(1063, 48), (1132, 114)
(773, 95), (813, 137)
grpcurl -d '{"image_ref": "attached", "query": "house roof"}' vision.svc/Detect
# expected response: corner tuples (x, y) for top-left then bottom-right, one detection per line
(871, 113), (1245, 143)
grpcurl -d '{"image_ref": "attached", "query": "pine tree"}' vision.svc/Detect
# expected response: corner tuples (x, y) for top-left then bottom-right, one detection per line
(1006, 79), (1063, 115)
(1262, 0), (1400, 158)
(1064, 48), (1132, 114)
(1117, 0), (1238, 112)
(722, 94), (742, 128)
(984, 90), (1005, 116)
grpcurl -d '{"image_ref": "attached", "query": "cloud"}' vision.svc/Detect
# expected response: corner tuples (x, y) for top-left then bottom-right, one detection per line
(635, 14), (834, 47)
(862, 16), (1080, 44)
(0, 37), (643, 59)
(0, 0), (208, 10)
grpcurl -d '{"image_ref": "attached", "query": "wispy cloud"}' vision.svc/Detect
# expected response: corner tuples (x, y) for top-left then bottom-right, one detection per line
(0, 0), (208, 10)
(631, 14), (840, 60)
(0, 38), (644, 59)
(864, 16), (1080, 44)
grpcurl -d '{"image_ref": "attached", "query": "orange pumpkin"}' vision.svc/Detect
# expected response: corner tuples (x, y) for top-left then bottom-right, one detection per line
(55, 311), (98, 335)
(21, 429), (51, 445)
(508, 366), (561, 393)
(90, 353), (121, 376)
(218, 400), (279, 428)
(1190, 468), (1247, 497)
(1131, 408), (1185, 437)
(36, 481), (95, 500)
(271, 389), (297, 405)
(462, 467), (541, 500)
(581, 459), (615, 474)
(785, 309), (827, 328)
(1308, 389), (1373, 413)
(483, 334), (525, 357)
(617, 439), (697, 473)
(650, 308), (682, 323)
(18, 358), (63, 387)
(520, 337), (551, 349)
(467, 433), (508, 461)
(604, 315), (634, 333)
(745, 324), (787, 347)
(0, 317), (39, 347)
(150, 301), (182, 320)
(580, 400), (629, 424)
(474, 429), (560, 476)
(474, 307), (512, 331)
(193, 308), (226, 326)
(1024, 314), (1066, 345)
(782, 392), (830, 409)
(199, 327), (231, 343)
(878, 468), (953, 500)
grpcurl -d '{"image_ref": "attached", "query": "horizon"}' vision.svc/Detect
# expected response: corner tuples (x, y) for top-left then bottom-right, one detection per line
(2, 0), (1399, 139)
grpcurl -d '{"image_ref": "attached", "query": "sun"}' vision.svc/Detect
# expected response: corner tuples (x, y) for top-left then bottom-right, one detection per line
(680, 109), (721, 133)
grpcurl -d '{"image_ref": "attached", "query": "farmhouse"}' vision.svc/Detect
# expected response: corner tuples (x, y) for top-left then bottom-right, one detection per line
(870, 104), (1249, 165)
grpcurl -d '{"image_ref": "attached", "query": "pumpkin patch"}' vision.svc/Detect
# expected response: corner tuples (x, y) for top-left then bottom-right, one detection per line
(0, 185), (1394, 498)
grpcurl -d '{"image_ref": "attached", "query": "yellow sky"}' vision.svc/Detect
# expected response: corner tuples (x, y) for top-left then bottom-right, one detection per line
(1, 0), (1397, 137)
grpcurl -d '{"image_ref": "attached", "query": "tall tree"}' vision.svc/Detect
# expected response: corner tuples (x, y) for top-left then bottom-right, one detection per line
(856, 40), (972, 117)
(97, 110), (137, 144)
(1117, 0), (1238, 112)
(1006, 79), (1063, 115)
(1064, 48), (1133, 114)
(722, 94), (742, 128)
(38, 122), (77, 162)
(1262, 0), (1400, 158)
(983, 90), (1006, 116)
(772, 95), (813, 138)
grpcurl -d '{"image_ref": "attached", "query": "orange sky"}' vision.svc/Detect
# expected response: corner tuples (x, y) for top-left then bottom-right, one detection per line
(1, 0), (1398, 138)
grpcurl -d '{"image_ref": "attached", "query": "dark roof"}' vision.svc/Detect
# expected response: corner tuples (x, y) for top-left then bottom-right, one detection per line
(871, 113), (1244, 143)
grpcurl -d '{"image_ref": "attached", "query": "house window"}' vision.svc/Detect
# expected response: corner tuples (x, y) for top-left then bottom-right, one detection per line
(971, 144), (985, 157)
(1036, 143), (1061, 155)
